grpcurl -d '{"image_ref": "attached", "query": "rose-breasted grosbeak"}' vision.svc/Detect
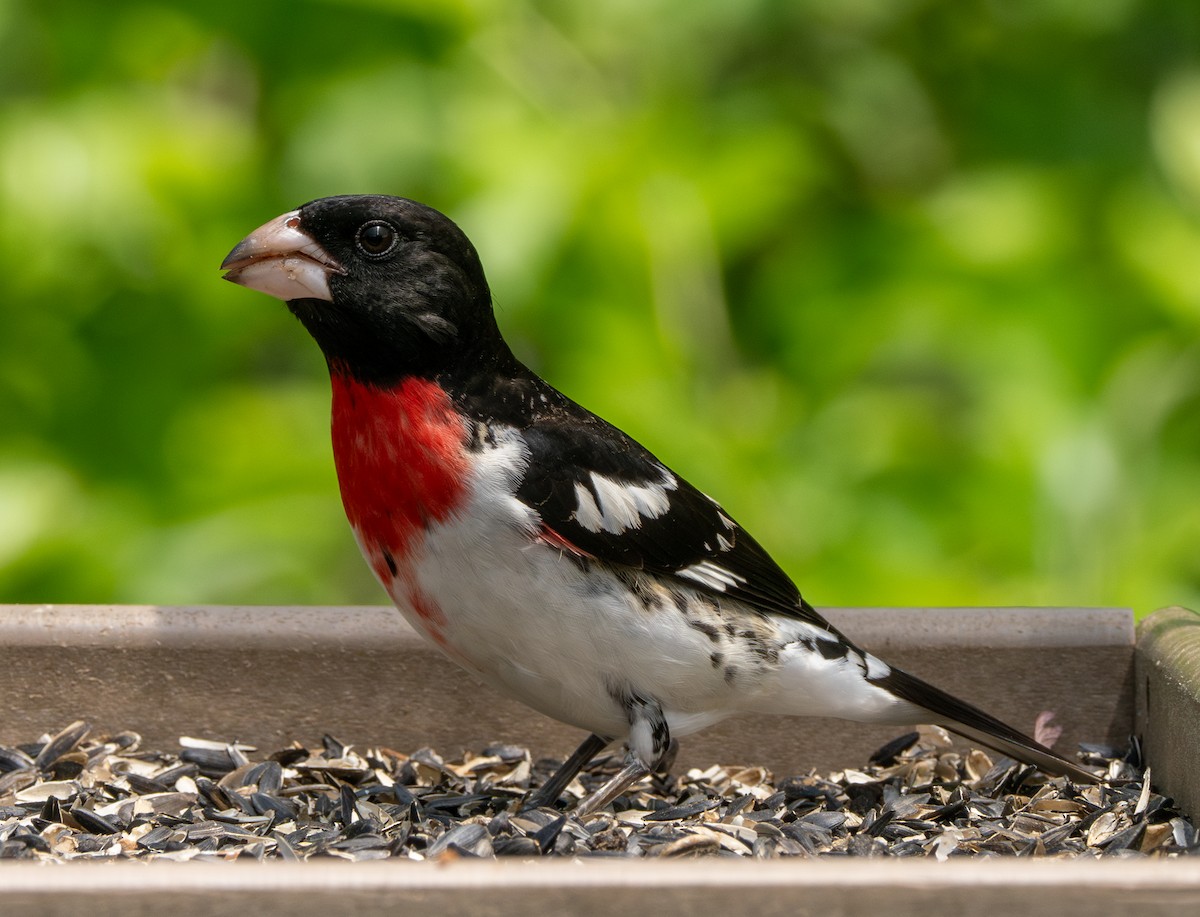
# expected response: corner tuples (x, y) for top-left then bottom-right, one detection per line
(221, 195), (1096, 811)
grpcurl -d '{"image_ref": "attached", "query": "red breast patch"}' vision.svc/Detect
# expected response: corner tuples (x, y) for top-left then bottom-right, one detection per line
(330, 372), (469, 638)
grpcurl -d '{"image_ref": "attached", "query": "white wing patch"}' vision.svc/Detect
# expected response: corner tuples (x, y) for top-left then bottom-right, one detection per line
(571, 470), (676, 534)
(677, 560), (746, 592)
(571, 482), (604, 532)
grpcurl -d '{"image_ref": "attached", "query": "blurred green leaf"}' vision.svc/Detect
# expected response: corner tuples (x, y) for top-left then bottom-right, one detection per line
(1, 0), (1197, 615)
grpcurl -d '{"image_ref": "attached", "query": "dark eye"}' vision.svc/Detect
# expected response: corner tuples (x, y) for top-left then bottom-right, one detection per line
(356, 221), (398, 257)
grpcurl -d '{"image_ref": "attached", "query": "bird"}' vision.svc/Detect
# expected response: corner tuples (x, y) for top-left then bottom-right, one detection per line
(221, 194), (1098, 812)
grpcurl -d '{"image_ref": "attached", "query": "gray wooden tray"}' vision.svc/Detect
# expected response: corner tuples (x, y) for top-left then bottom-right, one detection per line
(2, 603), (1197, 915)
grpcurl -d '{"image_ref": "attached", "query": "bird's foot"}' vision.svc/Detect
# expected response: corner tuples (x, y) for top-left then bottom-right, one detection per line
(574, 752), (652, 818)
(573, 691), (669, 817)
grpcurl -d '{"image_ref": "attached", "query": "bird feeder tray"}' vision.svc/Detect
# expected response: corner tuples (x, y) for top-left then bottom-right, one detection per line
(1, 603), (1198, 914)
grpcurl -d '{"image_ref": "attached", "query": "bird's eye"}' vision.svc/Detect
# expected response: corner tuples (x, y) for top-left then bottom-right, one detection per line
(356, 221), (398, 258)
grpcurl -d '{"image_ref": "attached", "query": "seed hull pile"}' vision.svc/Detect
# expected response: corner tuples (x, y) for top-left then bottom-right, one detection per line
(1, 722), (1195, 862)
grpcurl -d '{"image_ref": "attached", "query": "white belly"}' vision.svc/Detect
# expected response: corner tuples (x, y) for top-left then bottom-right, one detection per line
(352, 430), (744, 740)
(359, 426), (909, 743)
(402, 512), (742, 740)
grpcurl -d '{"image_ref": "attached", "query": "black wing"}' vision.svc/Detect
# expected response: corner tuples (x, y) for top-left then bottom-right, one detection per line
(511, 403), (835, 633)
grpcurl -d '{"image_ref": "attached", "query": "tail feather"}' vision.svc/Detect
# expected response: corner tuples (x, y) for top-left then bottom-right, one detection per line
(873, 664), (1100, 784)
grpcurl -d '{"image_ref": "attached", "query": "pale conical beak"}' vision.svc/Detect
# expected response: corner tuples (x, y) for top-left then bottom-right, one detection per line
(221, 210), (346, 302)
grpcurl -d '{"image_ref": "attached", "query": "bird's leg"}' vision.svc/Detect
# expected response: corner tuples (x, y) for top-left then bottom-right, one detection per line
(574, 753), (652, 818)
(574, 693), (670, 818)
(522, 732), (611, 811)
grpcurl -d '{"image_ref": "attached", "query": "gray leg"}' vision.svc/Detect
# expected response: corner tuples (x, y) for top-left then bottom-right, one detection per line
(574, 753), (652, 818)
(575, 693), (670, 817)
(522, 732), (611, 811)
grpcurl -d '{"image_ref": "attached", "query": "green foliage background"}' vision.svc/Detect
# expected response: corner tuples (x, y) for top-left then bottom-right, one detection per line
(1, 0), (1197, 614)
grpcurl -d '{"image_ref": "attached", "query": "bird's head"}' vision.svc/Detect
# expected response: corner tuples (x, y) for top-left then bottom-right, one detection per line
(221, 195), (501, 383)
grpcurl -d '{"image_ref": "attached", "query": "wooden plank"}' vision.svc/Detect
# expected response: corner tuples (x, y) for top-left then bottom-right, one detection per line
(0, 605), (1133, 776)
(1137, 606), (1200, 823)
(0, 859), (1198, 917)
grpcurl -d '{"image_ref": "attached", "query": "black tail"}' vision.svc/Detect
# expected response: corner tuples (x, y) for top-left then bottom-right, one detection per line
(873, 665), (1099, 784)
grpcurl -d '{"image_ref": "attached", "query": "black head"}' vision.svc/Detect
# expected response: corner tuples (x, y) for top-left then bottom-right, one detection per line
(222, 195), (508, 383)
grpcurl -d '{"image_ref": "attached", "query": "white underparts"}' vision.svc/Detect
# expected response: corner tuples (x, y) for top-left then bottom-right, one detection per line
(628, 716), (655, 763)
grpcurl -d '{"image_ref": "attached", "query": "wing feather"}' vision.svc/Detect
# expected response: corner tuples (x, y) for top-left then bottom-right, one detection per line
(514, 417), (832, 632)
